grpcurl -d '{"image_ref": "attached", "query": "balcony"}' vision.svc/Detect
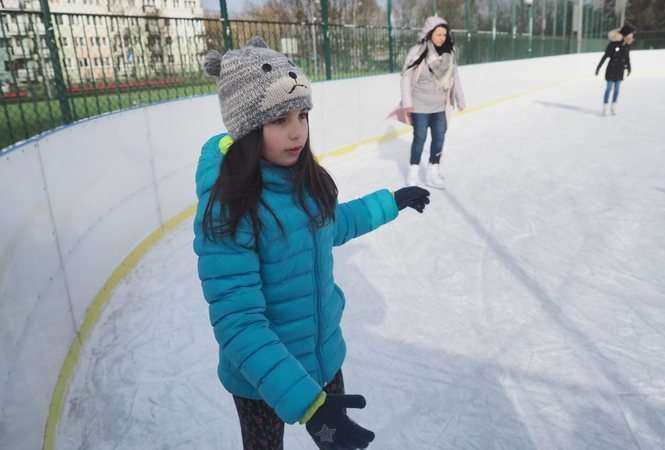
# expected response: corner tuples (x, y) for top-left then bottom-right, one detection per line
(10, 47), (30, 60)
(145, 22), (160, 34)
(142, 5), (159, 16)
(4, 25), (22, 36)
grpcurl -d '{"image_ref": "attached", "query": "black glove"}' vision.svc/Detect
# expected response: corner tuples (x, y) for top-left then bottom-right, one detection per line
(394, 186), (430, 213)
(306, 394), (375, 449)
(595, 69), (599, 76)
(627, 68), (631, 76)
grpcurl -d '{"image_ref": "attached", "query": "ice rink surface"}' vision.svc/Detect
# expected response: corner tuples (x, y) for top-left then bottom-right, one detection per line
(56, 72), (665, 449)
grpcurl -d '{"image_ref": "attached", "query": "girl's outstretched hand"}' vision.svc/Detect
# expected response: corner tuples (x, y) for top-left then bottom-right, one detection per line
(394, 186), (431, 213)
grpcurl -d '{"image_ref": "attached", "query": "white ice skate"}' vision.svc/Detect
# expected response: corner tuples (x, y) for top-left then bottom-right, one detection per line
(407, 164), (420, 186)
(602, 104), (608, 116)
(610, 103), (617, 115)
(425, 164), (445, 189)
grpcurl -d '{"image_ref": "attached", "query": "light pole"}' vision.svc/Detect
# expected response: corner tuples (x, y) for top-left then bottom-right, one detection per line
(619, 0), (627, 26)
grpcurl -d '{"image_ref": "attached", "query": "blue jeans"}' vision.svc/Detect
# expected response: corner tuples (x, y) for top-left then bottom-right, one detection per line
(410, 111), (447, 165)
(603, 80), (622, 104)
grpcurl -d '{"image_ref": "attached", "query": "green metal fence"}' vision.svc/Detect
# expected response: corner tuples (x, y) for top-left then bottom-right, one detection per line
(0, 6), (659, 150)
(633, 31), (665, 50)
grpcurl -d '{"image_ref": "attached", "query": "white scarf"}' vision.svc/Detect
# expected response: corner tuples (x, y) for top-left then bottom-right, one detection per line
(425, 41), (455, 92)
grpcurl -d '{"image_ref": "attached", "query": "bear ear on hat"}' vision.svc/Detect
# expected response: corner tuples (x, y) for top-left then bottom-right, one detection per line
(203, 49), (223, 79)
(246, 36), (268, 48)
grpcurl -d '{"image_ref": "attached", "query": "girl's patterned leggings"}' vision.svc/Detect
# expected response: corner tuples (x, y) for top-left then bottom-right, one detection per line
(232, 370), (345, 450)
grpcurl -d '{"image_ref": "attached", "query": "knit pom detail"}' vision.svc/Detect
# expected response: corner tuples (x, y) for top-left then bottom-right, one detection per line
(203, 50), (223, 78)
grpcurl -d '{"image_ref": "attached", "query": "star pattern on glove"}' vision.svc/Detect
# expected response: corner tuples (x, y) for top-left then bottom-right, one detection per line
(314, 424), (336, 443)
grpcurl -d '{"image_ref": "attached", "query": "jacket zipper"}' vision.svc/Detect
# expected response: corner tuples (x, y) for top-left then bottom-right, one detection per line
(311, 224), (324, 384)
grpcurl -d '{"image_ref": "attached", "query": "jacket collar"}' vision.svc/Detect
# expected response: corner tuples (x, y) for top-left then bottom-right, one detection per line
(260, 159), (295, 193)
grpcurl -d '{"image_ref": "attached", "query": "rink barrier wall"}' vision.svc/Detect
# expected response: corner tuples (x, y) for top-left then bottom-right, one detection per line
(0, 50), (663, 450)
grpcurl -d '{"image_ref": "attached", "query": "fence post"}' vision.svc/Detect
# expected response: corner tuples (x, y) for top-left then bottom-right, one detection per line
(320, 0), (332, 80)
(38, 0), (72, 123)
(553, 0), (558, 37)
(464, 0), (471, 33)
(576, 0), (583, 52)
(562, 0), (568, 38)
(511, 0), (517, 37)
(387, 0), (395, 72)
(219, 0), (232, 49)
(491, 0), (497, 40)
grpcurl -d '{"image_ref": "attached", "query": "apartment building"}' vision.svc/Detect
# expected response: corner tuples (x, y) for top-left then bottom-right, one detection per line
(0, 0), (207, 88)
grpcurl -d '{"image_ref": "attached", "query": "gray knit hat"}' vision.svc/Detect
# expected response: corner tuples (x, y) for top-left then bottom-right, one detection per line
(204, 36), (312, 140)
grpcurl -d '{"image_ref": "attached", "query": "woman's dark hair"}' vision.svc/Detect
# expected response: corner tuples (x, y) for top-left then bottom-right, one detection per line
(202, 125), (338, 246)
(407, 24), (455, 71)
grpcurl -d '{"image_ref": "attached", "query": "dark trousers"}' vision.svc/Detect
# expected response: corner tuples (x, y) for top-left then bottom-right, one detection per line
(233, 370), (345, 450)
(410, 111), (447, 165)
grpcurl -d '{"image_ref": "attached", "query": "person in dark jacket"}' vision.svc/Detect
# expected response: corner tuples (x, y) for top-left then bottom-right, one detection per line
(596, 24), (635, 116)
(195, 36), (431, 450)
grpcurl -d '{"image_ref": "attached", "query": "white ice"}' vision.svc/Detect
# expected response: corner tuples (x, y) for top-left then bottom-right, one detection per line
(56, 72), (665, 449)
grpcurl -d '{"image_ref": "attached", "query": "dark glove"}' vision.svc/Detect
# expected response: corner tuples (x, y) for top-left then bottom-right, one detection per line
(595, 69), (599, 76)
(306, 394), (375, 449)
(394, 186), (430, 213)
(627, 69), (631, 76)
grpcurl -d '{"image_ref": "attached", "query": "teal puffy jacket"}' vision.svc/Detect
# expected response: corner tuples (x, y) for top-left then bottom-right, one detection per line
(193, 134), (399, 423)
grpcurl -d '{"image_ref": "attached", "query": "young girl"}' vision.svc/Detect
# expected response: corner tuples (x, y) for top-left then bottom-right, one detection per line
(194, 36), (430, 450)
(595, 24), (635, 116)
(400, 16), (465, 189)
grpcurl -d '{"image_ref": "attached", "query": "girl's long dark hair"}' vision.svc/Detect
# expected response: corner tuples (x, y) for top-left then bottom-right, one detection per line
(407, 24), (455, 71)
(202, 127), (338, 246)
